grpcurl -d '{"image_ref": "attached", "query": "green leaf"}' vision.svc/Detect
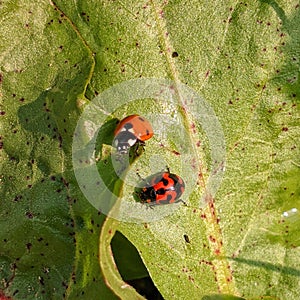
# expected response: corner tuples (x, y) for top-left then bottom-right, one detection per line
(1, 0), (299, 299)
(94, 0), (300, 299)
(0, 1), (115, 299)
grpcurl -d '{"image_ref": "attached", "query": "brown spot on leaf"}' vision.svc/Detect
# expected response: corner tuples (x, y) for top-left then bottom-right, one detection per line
(26, 211), (34, 219)
(26, 242), (32, 251)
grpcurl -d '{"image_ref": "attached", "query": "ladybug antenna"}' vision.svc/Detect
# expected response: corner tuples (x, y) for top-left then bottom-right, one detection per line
(136, 172), (143, 181)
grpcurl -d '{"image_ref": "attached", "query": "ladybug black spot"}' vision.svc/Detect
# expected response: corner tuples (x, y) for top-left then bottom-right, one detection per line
(156, 188), (166, 195)
(123, 123), (133, 130)
(161, 177), (169, 186)
(172, 51), (179, 58)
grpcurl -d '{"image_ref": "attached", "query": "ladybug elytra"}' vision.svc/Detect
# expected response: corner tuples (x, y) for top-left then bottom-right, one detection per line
(136, 169), (185, 206)
(113, 114), (153, 154)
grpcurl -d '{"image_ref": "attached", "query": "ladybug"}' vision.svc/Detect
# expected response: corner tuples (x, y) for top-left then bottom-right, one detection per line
(136, 168), (185, 206)
(113, 114), (154, 154)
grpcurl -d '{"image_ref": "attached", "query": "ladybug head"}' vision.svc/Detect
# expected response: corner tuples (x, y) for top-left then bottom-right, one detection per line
(135, 186), (156, 203)
(115, 142), (131, 154)
(113, 131), (137, 154)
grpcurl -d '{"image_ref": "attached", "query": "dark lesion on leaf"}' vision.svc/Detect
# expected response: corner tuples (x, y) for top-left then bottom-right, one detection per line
(172, 51), (179, 58)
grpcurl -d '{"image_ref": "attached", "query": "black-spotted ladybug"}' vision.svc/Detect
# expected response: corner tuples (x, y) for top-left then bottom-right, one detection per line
(113, 114), (153, 154)
(136, 168), (185, 206)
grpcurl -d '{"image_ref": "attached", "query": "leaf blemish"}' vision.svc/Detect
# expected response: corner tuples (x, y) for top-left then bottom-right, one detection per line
(26, 211), (34, 219)
(172, 51), (178, 58)
(184, 234), (190, 243)
(26, 242), (32, 251)
(14, 195), (22, 202)
(38, 276), (44, 286)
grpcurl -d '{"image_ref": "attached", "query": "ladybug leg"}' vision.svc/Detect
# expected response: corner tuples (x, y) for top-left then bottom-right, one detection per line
(158, 166), (170, 173)
(136, 172), (144, 181)
(176, 199), (187, 206)
(132, 140), (145, 157)
(136, 198), (154, 209)
(146, 203), (155, 209)
(138, 140), (145, 148)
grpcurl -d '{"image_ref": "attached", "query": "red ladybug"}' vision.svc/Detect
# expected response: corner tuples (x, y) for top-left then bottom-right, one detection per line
(113, 114), (154, 154)
(136, 168), (185, 206)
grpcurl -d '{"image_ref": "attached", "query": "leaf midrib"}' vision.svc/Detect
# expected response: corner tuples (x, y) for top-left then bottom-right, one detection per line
(150, 0), (237, 295)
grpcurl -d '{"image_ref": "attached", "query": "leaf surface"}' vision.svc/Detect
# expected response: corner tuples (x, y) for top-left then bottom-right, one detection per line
(0, 0), (299, 299)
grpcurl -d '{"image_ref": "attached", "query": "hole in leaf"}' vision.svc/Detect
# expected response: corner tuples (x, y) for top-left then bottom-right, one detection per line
(111, 231), (163, 299)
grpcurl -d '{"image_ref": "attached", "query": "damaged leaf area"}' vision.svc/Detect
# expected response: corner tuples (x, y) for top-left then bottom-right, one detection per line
(1, 0), (299, 299)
